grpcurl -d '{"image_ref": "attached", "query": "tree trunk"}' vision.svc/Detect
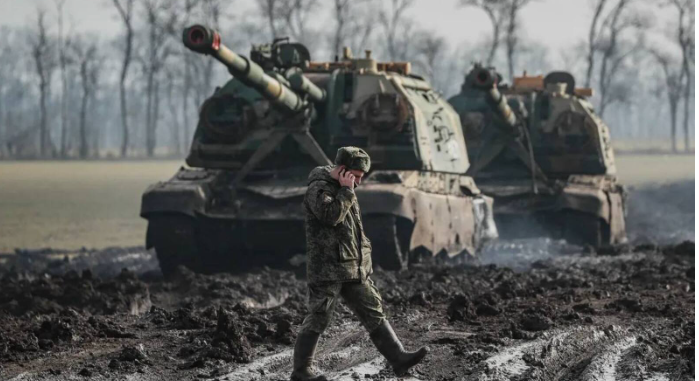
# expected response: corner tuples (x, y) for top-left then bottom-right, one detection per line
(39, 73), (49, 157)
(152, 80), (161, 156)
(670, 100), (677, 153)
(145, 72), (155, 157)
(584, 0), (606, 88)
(483, 7), (500, 67)
(166, 78), (180, 156)
(92, 95), (100, 158)
(182, 56), (192, 154)
(79, 87), (89, 159)
(113, 0), (134, 158)
(597, 51), (610, 117)
(682, 69), (691, 152)
(0, 83), (4, 158)
(59, 69), (68, 158)
(58, 17), (68, 158)
(505, 4), (517, 81)
(119, 77), (130, 157)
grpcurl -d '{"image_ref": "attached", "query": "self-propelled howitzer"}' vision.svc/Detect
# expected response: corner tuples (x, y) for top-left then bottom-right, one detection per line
(448, 65), (626, 247)
(141, 26), (497, 277)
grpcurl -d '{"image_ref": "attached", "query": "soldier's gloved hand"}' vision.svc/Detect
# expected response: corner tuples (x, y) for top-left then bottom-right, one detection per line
(339, 170), (355, 188)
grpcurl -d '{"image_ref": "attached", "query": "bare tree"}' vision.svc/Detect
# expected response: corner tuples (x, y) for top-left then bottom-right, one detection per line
(257, 0), (281, 39)
(112, 0), (136, 157)
(0, 28), (13, 157)
(330, 0), (375, 59)
(413, 31), (447, 83)
(189, 0), (226, 107)
(178, 0), (196, 153)
(379, 0), (415, 61)
(584, 0), (609, 87)
(201, 0), (225, 99)
(73, 40), (101, 159)
(140, 0), (177, 157)
(594, 0), (649, 116)
(0, 27), (35, 157)
(502, 0), (534, 81)
(54, 0), (75, 158)
(256, 0), (320, 49)
(651, 50), (684, 152)
(459, 0), (507, 66)
(280, 0), (320, 47)
(164, 67), (182, 156)
(30, 9), (56, 157)
(667, 0), (694, 151)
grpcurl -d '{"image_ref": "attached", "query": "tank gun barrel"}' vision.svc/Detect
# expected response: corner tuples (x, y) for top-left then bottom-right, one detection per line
(182, 25), (306, 113)
(471, 68), (518, 128)
(288, 70), (326, 103)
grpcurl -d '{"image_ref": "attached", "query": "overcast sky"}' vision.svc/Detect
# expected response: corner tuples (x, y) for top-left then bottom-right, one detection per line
(0, 0), (675, 49)
(0, 0), (679, 79)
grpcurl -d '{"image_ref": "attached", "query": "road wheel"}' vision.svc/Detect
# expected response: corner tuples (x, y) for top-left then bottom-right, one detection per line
(364, 214), (411, 271)
(563, 211), (610, 248)
(146, 215), (198, 278)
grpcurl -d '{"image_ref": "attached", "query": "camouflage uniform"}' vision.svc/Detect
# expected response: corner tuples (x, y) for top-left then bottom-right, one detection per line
(292, 147), (427, 381)
(299, 163), (385, 334)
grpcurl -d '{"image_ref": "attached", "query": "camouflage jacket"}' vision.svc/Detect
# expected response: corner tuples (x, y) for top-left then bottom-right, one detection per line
(303, 166), (373, 284)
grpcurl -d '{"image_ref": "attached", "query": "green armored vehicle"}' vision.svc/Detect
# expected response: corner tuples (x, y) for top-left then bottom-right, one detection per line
(140, 25), (497, 276)
(448, 65), (626, 247)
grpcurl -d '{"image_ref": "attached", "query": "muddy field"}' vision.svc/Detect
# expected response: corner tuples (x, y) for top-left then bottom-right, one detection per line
(0, 180), (695, 380)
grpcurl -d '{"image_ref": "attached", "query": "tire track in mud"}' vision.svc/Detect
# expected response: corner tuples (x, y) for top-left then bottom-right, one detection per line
(212, 323), (425, 381)
(463, 325), (675, 381)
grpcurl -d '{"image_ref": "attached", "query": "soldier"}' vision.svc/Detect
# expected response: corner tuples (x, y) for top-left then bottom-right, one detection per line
(291, 147), (429, 381)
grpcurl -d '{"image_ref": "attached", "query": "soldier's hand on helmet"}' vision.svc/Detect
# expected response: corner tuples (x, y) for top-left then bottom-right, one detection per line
(339, 169), (356, 188)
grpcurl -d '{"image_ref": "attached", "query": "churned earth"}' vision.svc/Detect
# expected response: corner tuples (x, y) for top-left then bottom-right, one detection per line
(0, 181), (694, 381)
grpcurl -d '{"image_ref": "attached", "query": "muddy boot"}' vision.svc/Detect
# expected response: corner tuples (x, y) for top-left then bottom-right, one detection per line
(369, 320), (429, 376)
(290, 331), (327, 381)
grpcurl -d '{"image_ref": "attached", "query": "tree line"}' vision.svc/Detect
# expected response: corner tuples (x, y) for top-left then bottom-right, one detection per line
(0, 0), (693, 159)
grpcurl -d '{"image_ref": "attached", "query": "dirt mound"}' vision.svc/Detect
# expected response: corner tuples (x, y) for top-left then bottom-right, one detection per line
(0, 246), (159, 279)
(0, 268), (151, 316)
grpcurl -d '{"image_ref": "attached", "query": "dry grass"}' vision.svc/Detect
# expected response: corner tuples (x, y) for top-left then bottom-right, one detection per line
(615, 153), (695, 186)
(613, 139), (695, 153)
(0, 161), (180, 252)
(0, 154), (694, 251)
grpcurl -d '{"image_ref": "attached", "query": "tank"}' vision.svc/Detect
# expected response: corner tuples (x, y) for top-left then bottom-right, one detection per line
(140, 25), (498, 277)
(448, 65), (626, 247)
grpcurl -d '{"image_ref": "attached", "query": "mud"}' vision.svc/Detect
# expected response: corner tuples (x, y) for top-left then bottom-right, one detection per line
(0, 241), (692, 381)
(0, 182), (695, 380)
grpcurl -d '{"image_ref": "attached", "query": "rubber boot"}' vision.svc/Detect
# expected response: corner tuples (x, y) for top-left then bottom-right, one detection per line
(369, 320), (429, 376)
(290, 331), (327, 381)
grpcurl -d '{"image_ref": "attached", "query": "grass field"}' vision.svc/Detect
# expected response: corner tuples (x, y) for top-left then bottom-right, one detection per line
(0, 154), (694, 251)
(615, 153), (695, 186)
(0, 161), (181, 252)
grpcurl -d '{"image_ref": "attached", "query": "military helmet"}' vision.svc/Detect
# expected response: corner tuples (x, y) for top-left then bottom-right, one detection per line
(335, 146), (371, 172)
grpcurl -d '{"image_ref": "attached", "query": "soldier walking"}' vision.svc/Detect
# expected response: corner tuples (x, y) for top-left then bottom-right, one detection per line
(291, 147), (428, 381)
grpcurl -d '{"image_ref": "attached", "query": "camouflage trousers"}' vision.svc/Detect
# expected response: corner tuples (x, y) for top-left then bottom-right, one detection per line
(299, 277), (386, 334)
